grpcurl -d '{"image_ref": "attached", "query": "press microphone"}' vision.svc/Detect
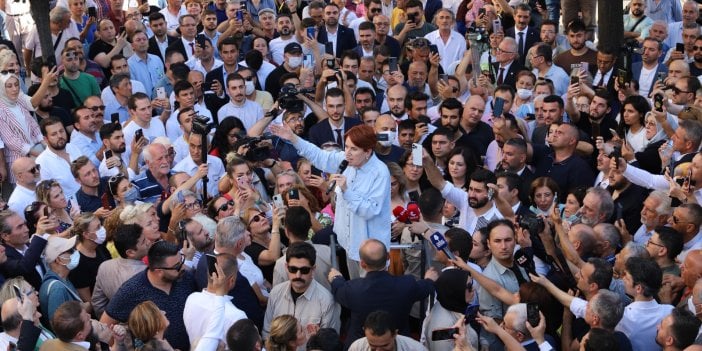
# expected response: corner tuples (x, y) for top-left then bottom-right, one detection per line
(429, 232), (455, 260)
(514, 249), (536, 276)
(329, 234), (338, 270)
(326, 160), (349, 194)
(407, 203), (421, 222)
(392, 206), (410, 223)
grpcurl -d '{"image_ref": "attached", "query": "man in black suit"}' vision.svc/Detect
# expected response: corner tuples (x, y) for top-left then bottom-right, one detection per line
(307, 88), (362, 148)
(0, 211), (48, 290)
(327, 239), (437, 350)
(498, 138), (534, 205)
(147, 12), (177, 67)
(506, 4), (541, 67)
(316, 3), (357, 58)
(491, 37), (523, 88)
(166, 14), (198, 62)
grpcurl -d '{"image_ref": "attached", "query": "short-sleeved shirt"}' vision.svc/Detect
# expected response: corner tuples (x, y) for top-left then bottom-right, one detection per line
(245, 242), (273, 284)
(67, 248), (110, 293)
(59, 73), (101, 106)
(105, 270), (196, 351)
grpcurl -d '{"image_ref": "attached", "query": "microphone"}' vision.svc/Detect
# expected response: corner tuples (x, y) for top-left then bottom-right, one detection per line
(392, 206), (410, 224)
(329, 234), (338, 270)
(407, 203), (421, 222)
(326, 160), (349, 194)
(429, 232), (456, 261)
(514, 249), (536, 276)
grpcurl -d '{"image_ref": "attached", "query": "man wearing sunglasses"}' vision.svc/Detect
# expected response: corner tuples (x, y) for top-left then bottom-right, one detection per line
(8, 158), (40, 220)
(58, 48), (101, 107)
(263, 242), (340, 340)
(102, 241), (196, 351)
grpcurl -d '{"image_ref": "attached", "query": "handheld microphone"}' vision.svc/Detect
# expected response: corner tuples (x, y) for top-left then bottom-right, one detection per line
(329, 234), (338, 270)
(429, 232), (455, 260)
(392, 206), (410, 224)
(326, 160), (349, 194)
(514, 249), (536, 276)
(407, 203), (421, 222)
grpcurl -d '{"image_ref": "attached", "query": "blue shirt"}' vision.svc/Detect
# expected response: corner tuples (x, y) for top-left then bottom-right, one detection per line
(127, 53), (165, 99)
(292, 138), (391, 261)
(105, 270), (196, 351)
(104, 102), (130, 124)
(132, 170), (169, 203)
(69, 130), (101, 166)
(39, 271), (80, 323)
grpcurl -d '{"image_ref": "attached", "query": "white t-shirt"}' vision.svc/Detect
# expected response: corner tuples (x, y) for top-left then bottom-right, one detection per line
(638, 65), (657, 97)
(268, 36), (299, 66)
(217, 100), (264, 131)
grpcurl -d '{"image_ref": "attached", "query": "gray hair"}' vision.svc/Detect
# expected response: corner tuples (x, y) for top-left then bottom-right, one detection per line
(589, 290), (623, 329)
(50, 6), (71, 23)
(505, 303), (529, 337)
(647, 190), (673, 216)
(142, 143), (166, 163)
(624, 241), (649, 259)
(587, 187), (614, 220)
(215, 216), (247, 249)
(595, 223), (621, 251)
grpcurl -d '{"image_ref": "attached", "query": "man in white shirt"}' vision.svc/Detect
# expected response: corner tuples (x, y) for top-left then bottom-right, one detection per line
(166, 80), (212, 141)
(634, 37), (665, 97)
(68, 106), (103, 167)
(183, 253), (246, 348)
(101, 55), (147, 112)
(349, 0), (384, 40)
(424, 9), (466, 70)
(186, 36), (222, 76)
(269, 14), (299, 65)
(159, 0), (187, 32)
(36, 118), (82, 199)
(121, 93), (168, 167)
(172, 133), (224, 198)
(98, 121), (140, 179)
(23, 6), (79, 69)
(8, 158), (39, 220)
(616, 257), (674, 351)
(629, 190), (671, 245)
(217, 74), (264, 131)
(664, 0), (699, 49)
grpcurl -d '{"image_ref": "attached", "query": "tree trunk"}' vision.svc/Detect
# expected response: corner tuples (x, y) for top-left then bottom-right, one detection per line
(30, 0), (55, 65)
(598, 0), (624, 57)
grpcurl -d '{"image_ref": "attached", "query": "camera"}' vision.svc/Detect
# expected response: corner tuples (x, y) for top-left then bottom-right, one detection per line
(278, 83), (314, 113)
(191, 115), (212, 135)
(234, 135), (275, 162)
(518, 214), (545, 236)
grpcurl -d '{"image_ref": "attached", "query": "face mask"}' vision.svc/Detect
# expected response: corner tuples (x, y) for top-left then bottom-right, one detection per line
(245, 80), (255, 95)
(377, 131), (396, 147)
(64, 250), (80, 270)
(288, 56), (302, 68)
(688, 297), (699, 315)
(123, 186), (139, 204)
(93, 227), (106, 245)
(517, 88), (533, 100)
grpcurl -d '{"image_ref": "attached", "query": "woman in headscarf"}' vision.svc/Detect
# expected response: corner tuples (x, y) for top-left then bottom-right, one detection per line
(0, 68), (58, 184)
(620, 112), (669, 174)
(422, 269), (479, 351)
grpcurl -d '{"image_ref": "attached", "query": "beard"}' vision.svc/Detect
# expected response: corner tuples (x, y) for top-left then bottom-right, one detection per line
(632, 8), (643, 16)
(469, 196), (489, 209)
(280, 27), (291, 36)
(38, 104), (52, 112)
(49, 138), (67, 151)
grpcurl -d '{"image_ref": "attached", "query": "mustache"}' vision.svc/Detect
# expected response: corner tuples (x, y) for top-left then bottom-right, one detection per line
(292, 278), (305, 283)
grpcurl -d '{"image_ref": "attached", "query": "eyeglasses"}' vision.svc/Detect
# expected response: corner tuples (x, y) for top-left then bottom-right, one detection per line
(646, 239), (665, 248)
(0, 69), (16, 75)
(496, 47), (515, 54)
(88, 105), (106, 111)
(58, 248), (76, 260)
(285, 117), (304, 123)
(155, 254), (185, 271)
(694, 46), (702, 51)
(370, 8), (382, 13)
(672, 86), (691, 95)
(374, 21), (389, 26)
(217, 200), (234, 212)
(287, 265), (312, 274)
(241, 76), (254, 81)
(248, 213), (265, 225)
(184, 201), (201, 210)
(673, 215), (688, 224)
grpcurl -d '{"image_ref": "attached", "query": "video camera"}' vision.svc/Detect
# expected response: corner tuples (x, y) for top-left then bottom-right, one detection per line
(279, 83), (315, 113)
(191, 115), (213, 136)
(234, 134), (275, 162)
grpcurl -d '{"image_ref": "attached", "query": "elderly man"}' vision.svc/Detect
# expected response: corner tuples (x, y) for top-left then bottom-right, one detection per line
(491, 37), (523, 87)
(625, 190), (672, 245)
(7, 158), (39, 220)
(24, 6), (78, 70)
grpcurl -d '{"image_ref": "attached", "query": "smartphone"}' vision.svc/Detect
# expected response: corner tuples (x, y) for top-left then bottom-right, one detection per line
(88, 6), (97, 18)
(611, 145), (622, 169)
(176, 190), (185, 203)
(388, 57), (398, 72)
(492, 97), (505, 117)
(552, 193), (558, 206)
(118, 26), (125, 35)
(236, 176), (248, 189)
(326, 58), (335, 70)
(303, 54), (313, 69)
(12, 285), (22, 303)
(654, 93), (664, 112)
(527, 303), (540, 327)
(492, 19), (502, 33)
(412, 143), (423, 166)
(206, 253), (217, 274)
(289, 188), (299, 200)
(325, 42), (334, 55)
(156, 87), (167, 100)
(432, 328), (459, 341)
(465, 304), (479, 323)
(408, 190), (420, 203)
(487, 188), (494, 201)
(526, 113), (535, 120)
(570, 75), (580, 85)
(101, 192), (113, 210)
(591, 123), (600, 139)
(439, 74), (449, 82)
(686, 168), (693, 192)
(306, 26), (315, 39)
(43, 206), (49, 218)
(657, 71), (667, 83)
(111, 113), (120, 124)
(104, 150), (114, 168)
(617, 69), (627, 88)
(580, 62), (589, 73)
(676, 43), (685, 52)
(135, 129), (144, 142)
(429, 44), (439, 55)
(478, 8), (486, 17)
(236, 9), (243, 21)
(273, 194), (285, 208)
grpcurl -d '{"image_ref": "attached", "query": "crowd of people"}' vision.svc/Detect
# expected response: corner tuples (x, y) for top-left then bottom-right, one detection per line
(0, 0), (701, 350)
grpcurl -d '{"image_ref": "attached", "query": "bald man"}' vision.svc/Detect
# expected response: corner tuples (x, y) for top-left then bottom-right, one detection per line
(383, 85), (408, 121)
(682, 251), (702, 296)
(454, 95), (494, 158)
(327, 239), (438, 349)
(533, 123), (595, 196)
(374, 114), (407, 163)
(8, 158), (39, 220)
(0, 295), (41, 350)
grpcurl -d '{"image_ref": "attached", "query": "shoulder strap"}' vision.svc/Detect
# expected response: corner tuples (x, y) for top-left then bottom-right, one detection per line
(53, 31), (64, 51)
(60, 76), (81, 104)
(46, 278), (82, 302)
(629, 15), (647, 32)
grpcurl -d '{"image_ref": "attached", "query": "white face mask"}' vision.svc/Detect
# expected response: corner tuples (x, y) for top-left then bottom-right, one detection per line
(688, 297), (699, 315)
(517, 88), (533, 100)
(93, 226), (107, 245)
(245, 80), (255, 95)
(377, 131), (396, 147)
(288, 56), (302, 68)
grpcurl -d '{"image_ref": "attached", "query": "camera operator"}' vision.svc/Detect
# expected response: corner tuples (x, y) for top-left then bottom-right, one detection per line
(172, 131), (223, 198)
(247, 103), (307, 169)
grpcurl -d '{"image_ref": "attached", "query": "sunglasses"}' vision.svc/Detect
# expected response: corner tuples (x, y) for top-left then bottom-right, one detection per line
(156, 255), (185, 271)
(26, 164), (40, 174)
(39, 180), (56, 190)
(287, 265), (312, 274)
(217, 200), (234, 213)
(248, 213), (265, 225)
(672, 86), (691, 95)
(108, 173), (125, 186)
(0, 69), (16, 75)
(88, 105), (106, 111)
(370, 8), (382, 13)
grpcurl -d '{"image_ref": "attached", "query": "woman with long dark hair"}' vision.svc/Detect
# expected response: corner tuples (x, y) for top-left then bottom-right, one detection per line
(209, 117), (246, 166)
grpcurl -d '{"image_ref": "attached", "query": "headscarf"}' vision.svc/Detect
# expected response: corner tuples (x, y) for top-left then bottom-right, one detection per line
(644, 112), (668, 145)
(0, 73), (20, 107)
(435, 268), (471, 313)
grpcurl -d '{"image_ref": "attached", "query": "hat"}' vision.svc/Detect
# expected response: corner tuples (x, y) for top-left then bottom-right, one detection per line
(284, 42), (303, 54)
(44, 236), (77, 263)
(258, 8), (275, 16)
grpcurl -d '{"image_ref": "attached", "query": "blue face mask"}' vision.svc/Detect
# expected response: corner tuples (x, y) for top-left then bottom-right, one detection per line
(123, 186), (139, 204)
(65, 250), (80, 270)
